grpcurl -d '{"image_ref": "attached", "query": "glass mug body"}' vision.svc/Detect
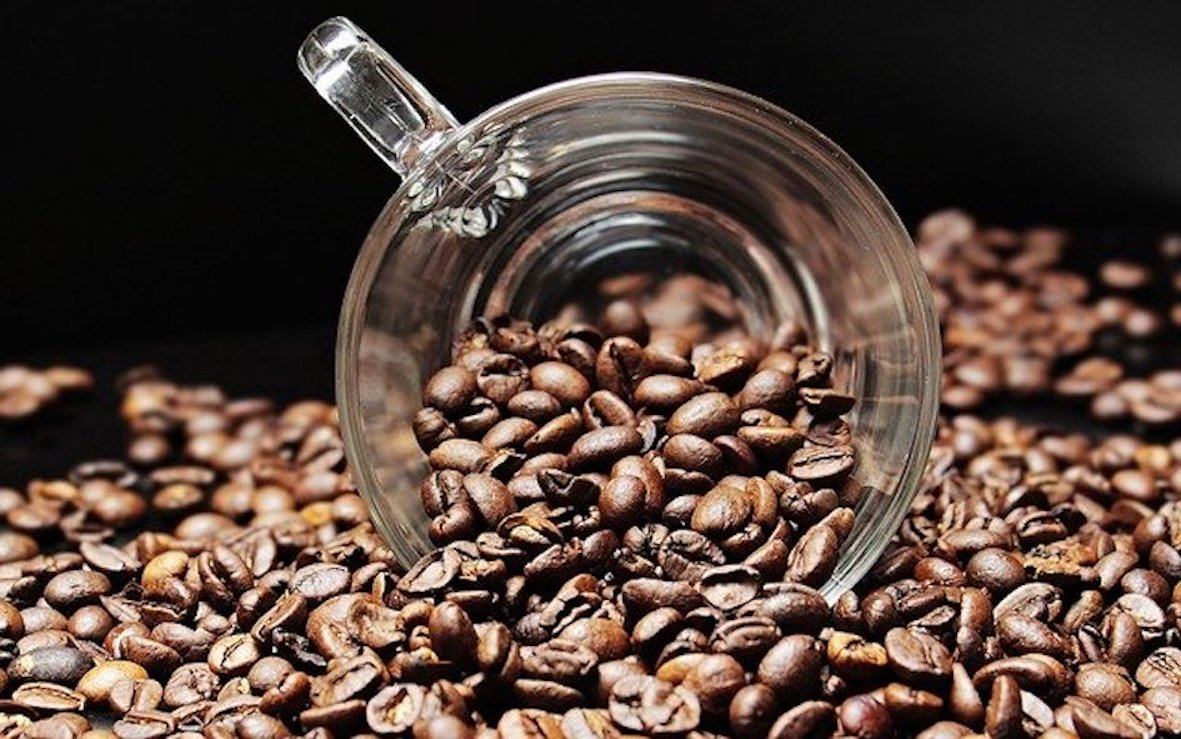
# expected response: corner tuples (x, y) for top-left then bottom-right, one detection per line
(304, 20), (941, 599)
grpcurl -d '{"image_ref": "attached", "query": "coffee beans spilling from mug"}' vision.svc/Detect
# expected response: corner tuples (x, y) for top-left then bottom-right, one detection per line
(3, 213), (1181, 738)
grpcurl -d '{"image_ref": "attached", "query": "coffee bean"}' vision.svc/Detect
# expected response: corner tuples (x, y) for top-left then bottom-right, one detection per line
(621, 579), (705, 615)
(163, 663), (220, 708)
(597, 475), (645, 531)
(681, 653), (744, 717)
(558, 618), (630, 661)
(424, 367), (478, 416)
(691, 486), (751, 537)
(634, 375), (705, 411)
(112, 708), (176, 738)
(428, 439), (494, 474)
(13, 682), (86, 711)
(885, 628), (952, 685)
(728, 683), (778, 738)
(567, 426), (644, 471)
(429, 601), (477, 667)
(667, 393), (739, 438)
(839, 694), (894, 739)
(530, 362), (592, 408)
(985, 675), (1023, 739)
(965, 547), (1024, 591)
(608, 675), (700, 734)
(755, 585), (829, 635)
(1136, 647), (1181, 689)
(582, 389), (638, 429)
(789, 445), (855, 481)
(1074, 663), (1137, 712)
(208, 634), (261, 677)
(109, 677), (163, 714)
(310, 653), (385, 706)
(757, 634), (822, 694)
(0, 532), (39, 564)
(996, 612), (1069, 658)
(119, 636), (182, 677)
(595, 337), (648, 400)
(8, 646), (92, 685)
(521, 639), (598, 686)
(290, 563), (349, 601)
(260, 670), (311, 717)
(43, 571), (110, 611)
(364, 683), (427, 734)
(826, 631), (888, 682)
(77, 660), (148, 706)
(767, 700), (836, 739)
(698, 565), (760, 611)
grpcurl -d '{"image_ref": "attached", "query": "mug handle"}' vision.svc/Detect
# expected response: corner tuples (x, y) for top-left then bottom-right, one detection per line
(298, 17), (459, 176)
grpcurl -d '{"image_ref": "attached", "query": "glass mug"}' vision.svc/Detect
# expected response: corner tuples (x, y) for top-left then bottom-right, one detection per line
(298, 17), (940, 599)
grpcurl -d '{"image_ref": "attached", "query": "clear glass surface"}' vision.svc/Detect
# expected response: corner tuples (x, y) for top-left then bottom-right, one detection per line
(302, 18), (941, 600)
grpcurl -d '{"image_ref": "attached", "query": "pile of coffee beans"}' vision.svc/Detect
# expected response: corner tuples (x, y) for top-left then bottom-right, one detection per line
(0, 365), (92, 421)
(4, 212), (1181, 738)
(917, 211), (1173, 417)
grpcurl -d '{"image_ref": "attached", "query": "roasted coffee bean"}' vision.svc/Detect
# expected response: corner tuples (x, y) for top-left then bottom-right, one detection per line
(667, 393), (739, 439)
(530, 362), (592, 408)
(985, 675), (1023, 739)
(260, 670), (311, 716)
(365, 683), (428, 734)
(310, 653), (385, 706)
(634, 375), (705, 411)
(839, 694), (894, 739)
(208, 634), (262, 677)
(558, 618), (630, 662)
(885, 628), (952, 685)
(595, 337), (648, 400)
(996, 612), (1069, 658)
(8, 645), (92, 684)
(608, 675), (700, 734)
(582, 389), (638, 429)
(767, 700), (837, 739)
(691, 485), (751, 537)
(1074, 663), (1136, 711)
(756, 585), (830, 635)
(119, 636), (182, 677)
(681, 653), (745, 717)
(729, 683), (778, 738)
(77, 660), (148, 705)
(827, 631), (889, 682)
(42, 571), (110, 611)
(109, 677), (163, 714)
(789, 445), (855, 481)
(598, 476), (646, 530)
(163, 663), (220, 708)
(697, 565), (760, 611)
(12, 682), (86, 711)
(424, 367), (478, 416)
(965, 547), (1024, 591)
(112, 708), (176, 738)
(758, 634), (823, 694)
(429, 601), (477, 666)
(520, 639), (598, 685)
(567, 426), (644, 471)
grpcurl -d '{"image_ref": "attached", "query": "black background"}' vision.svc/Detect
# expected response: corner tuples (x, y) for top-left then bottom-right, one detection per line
(4, 2), (1180, 362)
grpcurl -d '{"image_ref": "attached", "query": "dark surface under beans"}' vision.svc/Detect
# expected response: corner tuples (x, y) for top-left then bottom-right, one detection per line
(2, 212), (1181, 738)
